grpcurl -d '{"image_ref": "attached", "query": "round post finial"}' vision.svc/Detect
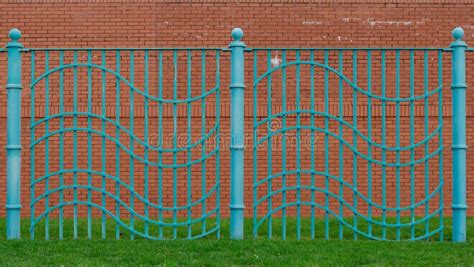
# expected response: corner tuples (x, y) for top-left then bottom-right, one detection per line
(8, 29), (21, 41)
(452, 27), (464, 40)
(231, 28), (243, 41)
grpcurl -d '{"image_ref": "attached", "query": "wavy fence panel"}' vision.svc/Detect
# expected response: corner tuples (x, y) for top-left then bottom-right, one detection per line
(29, 48), (221, 240)
(252, 48), (445, 240)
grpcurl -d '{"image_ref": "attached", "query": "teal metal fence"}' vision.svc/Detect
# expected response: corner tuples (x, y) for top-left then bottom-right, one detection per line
(25, 41), (222, 240)
(252, 48), (445, 241)
(2, 27), (469, 242)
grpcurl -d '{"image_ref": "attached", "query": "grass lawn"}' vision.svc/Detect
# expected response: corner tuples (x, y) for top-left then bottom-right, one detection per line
(0, 218), (473, 266)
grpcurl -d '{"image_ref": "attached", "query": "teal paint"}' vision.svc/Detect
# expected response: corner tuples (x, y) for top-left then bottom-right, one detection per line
(27, 48), (221, 240)
(29, 50), (35, 240)
(6, 29), (23, 240)
(1, 28), (459, 242)
(252, 48), (445, 241)
(451, 27), (468, 243)
(229, 28), (245, 240)
(295, 51), (301, 241)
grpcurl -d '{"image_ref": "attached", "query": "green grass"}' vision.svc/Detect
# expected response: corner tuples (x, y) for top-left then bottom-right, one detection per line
(1, 218), (474, 266)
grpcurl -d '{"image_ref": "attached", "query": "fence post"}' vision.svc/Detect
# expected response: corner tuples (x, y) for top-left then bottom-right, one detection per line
(451, 27), (467, 243)
(5, 29), (23, 240)
(229, 28), (245, 240)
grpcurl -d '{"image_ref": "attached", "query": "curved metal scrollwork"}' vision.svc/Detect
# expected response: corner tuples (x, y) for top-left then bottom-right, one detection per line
(252, 49), (444, 240)
(29, 49), (221, 240)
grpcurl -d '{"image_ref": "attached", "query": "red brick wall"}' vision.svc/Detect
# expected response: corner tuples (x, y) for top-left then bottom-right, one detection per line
(0, 0), (473, 226)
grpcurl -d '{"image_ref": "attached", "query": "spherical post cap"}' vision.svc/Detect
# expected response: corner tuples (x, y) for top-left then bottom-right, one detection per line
(452, 27), (464, 40)
(8, 29), (21, 41)
(231, 28), (243, 41)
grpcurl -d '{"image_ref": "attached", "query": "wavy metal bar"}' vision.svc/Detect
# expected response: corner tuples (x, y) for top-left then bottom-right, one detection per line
(31, 126), (219, 168)
(255, 110), (441, 152)
(31, 180), (218, 212)
(31, 201), (219, 240)
(254, 170), (442, 212)
(255, 124), (442, 167)
(30, 63), (219, 104)
(254, 198), (442, 230)
(32, 112), (218, 152)
(253, 200), (443, 241)
(254, 61), (442, 102)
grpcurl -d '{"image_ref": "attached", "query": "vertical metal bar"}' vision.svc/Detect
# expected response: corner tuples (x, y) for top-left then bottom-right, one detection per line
(338, 50), (344, 240)
(172, 50), (178, 239)
(86, 50), (93, 239)
(352, 50), (358, 240)
(437, 50), (444, 241)
(367, 51), (373, 237)
(266, 50), (273, 239)
(409, 50), (415, 240)
(252, 50), (258, 239)
(395, 50), (401, 240)
(381, 50), (387, 240)
(423, 50), (430, 238)
(143, 50), (149, 237)
(323, 51), (330, 240)
(186, 50), (193, 238)
(129, 51), (135, 240)
(73, 51), (79, 239)
(309, 50), (315, 240)
(201, 50), (207, 236)
(115, 50), (121, 239)
(229, 28), (245, 240)
(44, 51), (50, 240)
(58, 51), (64, 240)
(30, 50), (35, 240)
(281, 50), (287, 240)
(215, 50), (221, 238)
(6, 29), (22, 240)
(101, 51), (107, 239)
(450, 27), (467, 243)
(157, 51), (164, 239)
(296, 50), (301, 241)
